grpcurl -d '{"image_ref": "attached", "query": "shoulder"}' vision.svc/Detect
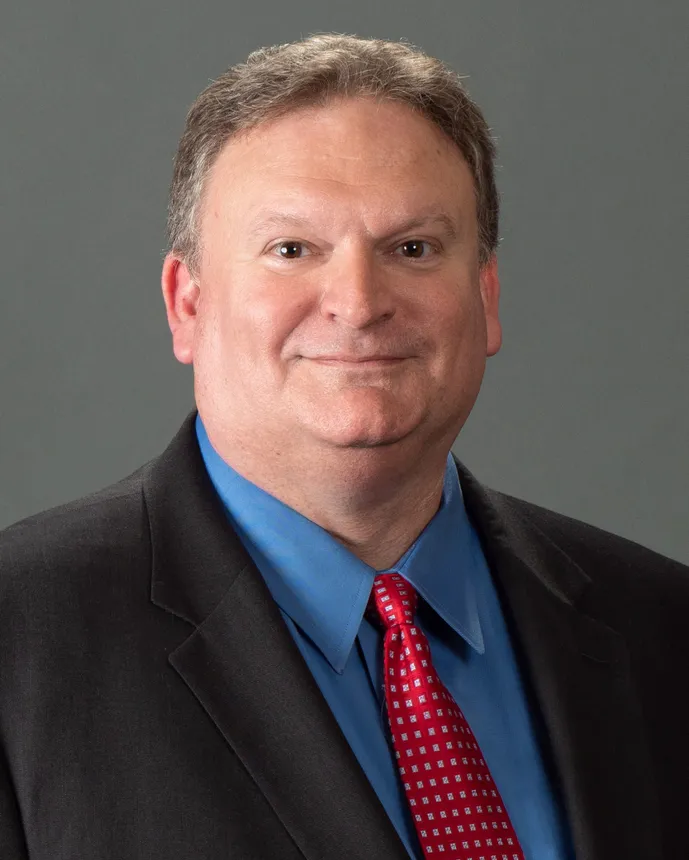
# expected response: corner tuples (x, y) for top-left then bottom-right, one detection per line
(499, 488), (685, 570)
(0, 462), (152, 614)
(484, 485), (689, 614)
(458, 457), (689, 608)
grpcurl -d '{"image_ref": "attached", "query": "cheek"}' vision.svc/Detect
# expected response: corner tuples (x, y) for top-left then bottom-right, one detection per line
(430, 287), (484, 356)
(222, 276), (313, 362)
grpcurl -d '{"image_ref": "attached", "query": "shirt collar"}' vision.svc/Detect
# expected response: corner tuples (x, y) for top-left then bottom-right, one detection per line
(196, 415), (484, 672)
(387, 458), (485, 655)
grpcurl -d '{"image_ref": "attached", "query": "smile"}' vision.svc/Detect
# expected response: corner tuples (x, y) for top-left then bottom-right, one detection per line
(308, 358), (407, 367)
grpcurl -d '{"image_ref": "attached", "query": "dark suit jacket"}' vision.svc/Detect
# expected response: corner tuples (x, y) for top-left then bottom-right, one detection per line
(1, 411), (688, 859)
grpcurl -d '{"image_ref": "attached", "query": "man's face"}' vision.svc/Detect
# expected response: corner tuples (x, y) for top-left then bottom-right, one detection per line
(166, 97), (501, 459)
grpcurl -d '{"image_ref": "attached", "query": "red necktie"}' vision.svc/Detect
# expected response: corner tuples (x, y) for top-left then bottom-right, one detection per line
(368, 572), (525, 860)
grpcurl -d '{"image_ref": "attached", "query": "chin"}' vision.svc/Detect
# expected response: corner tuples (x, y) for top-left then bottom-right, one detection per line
(307, 408), (423, 450)
(334, 431), (412, 450)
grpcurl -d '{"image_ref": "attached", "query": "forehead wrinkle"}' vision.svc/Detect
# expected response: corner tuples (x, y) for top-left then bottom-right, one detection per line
(238, 140), (431, 188)
(277, 171), (386, 190)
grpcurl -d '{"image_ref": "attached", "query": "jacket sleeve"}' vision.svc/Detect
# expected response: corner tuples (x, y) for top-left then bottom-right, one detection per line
(0, 747), (29, 859)
(0, 529), (30, 858)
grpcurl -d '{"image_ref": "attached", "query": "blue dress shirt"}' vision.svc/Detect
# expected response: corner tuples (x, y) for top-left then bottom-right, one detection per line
(196, 415), (573, 859)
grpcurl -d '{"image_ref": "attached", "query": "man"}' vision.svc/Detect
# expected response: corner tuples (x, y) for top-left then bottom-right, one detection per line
(0, 33), (687, 860)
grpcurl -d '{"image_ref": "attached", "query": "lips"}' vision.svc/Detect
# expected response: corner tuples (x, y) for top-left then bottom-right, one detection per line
(308, 355), (406, 362)
(304, 353), (407, 364)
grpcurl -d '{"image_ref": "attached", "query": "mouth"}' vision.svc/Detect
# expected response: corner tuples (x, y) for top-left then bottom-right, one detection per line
(307, 357), (407, 367)
(307, 352), (409, 362)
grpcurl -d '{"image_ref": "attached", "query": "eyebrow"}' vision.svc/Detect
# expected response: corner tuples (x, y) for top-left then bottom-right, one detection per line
(246, 210), (460, 241)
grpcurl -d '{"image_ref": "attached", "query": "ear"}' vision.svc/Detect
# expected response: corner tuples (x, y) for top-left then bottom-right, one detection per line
(479, 254), (502, 357)
(161, 253), (200, 365)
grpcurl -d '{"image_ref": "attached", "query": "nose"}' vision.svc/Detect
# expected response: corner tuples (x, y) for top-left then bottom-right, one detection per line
(318, 248), (396, 329)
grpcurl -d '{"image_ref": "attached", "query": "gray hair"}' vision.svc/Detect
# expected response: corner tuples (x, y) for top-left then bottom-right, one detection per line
(166, 33), (499, 274)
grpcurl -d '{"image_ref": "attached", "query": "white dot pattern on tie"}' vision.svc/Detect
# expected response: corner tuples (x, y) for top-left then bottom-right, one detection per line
(369, 572), (525, 860)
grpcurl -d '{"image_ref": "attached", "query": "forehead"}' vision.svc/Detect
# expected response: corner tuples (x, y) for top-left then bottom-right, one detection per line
(203, 98), (475, 225)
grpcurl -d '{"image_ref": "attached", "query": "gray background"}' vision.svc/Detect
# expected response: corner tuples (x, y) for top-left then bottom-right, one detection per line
(2, 0), (687, 563)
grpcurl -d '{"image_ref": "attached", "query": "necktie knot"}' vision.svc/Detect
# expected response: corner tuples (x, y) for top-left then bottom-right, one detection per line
(368, 573), (417, 630)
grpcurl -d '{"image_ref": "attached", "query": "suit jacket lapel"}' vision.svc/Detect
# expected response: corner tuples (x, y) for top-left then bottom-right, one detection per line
(454, 457), (663, 860)
(144, 412), (407, 860)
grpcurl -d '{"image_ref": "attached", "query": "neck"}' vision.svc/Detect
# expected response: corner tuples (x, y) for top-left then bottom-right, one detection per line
(203, 421), (450, 570)
(301, 462), (446, 569)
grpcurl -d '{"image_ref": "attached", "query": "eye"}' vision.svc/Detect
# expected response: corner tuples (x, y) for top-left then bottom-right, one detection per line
(272, 240), (309, 259)
(395, 240), (436, 260)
